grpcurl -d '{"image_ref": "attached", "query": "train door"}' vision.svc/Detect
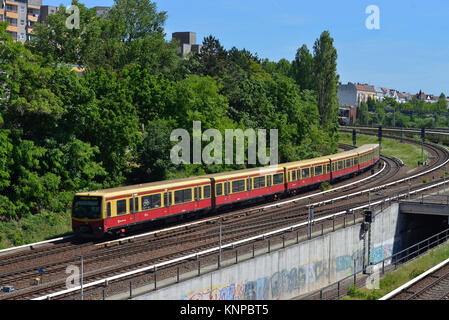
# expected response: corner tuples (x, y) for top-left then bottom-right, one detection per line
(130, 193), (138, 223)
(164, 191), (171, 215)
(224, 181), (230, 201)
(194, 186), (201, 209)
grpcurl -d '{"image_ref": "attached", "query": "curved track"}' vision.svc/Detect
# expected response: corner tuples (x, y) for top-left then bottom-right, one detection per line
(1, 136), (449, 300)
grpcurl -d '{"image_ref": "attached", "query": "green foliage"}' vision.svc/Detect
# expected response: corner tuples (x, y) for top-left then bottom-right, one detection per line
(0, 0), (340, 230)
(320, 181), (332, 191)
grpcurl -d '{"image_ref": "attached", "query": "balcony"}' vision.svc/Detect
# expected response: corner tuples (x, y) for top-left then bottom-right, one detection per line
(27, 14), (38, 22)
(6, 25), (18, 33)
(6, 11), (19, 19)
(27, 4), (40, 10)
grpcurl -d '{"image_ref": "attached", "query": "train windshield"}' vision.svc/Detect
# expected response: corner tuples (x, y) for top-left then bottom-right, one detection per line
(73, 196), (102, 219)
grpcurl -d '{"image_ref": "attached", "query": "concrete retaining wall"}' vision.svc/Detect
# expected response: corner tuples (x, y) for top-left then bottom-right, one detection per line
(133, 203), (402, 300)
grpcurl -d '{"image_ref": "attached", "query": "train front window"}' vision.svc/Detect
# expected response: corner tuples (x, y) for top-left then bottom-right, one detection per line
(73, 196), (101, 219)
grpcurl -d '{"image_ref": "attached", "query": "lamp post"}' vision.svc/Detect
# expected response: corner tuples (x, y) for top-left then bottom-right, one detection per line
(77, 255), (84, 300)
(213, 220), (222, 268)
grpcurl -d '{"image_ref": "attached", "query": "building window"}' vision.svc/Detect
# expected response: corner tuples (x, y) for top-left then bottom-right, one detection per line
(21, 6), (25, 13)
(20, 20), (24, 25)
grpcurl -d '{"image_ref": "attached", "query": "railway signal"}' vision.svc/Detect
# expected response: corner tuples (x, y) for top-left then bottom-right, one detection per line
(364, 210), (373, 223)
(352, 129), (357, 147)
(421, 127), (425, 165)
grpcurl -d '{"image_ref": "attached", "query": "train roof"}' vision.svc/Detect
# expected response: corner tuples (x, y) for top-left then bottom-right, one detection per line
(283, 155), (331, 170)
(76, 176), (211, 197)
(328, 144), (378, 161)
(77, 144), (380, 198)
(355, 144), (379, 154)
(203, 165), (284, 181)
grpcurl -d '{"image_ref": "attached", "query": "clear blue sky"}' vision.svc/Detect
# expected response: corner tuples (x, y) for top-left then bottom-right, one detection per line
(42, 0), (449, 95)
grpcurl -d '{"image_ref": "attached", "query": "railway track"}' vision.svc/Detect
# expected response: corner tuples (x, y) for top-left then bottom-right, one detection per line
(387, 260), (449, 300)
(1, 135), (448, 300)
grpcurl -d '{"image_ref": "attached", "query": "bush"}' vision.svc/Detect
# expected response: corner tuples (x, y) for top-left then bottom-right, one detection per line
(409, 268), (424, 279)
(320, 181), (332, 191)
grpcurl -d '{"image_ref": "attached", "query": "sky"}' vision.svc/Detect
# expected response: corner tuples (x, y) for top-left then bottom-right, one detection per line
(42, 0), (449, 95)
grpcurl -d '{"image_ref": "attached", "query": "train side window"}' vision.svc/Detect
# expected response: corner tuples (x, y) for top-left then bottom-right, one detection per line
(107, 202), (111, 218)
(246, 178), (252, 191)
(253, 176), (265, 189)
(297, 169), (301, 180)
(338, 161), (343, 170)
(232, 180), (245, 193)
(203, 185), (211, 198)
(346, 159), (351, 168)
(315, 165), (322, 176)
(184, 189), (192, 202)
(225, 182), (230, 195)
(273, 173), (284, 185)
(292, 170), (297, 181)
(354, 158), (359, 165)
(216, 183), (223, 196)
(117, 199), (127, 216)
(301, 168), (309, 179)
(142, 194), (162, 209)
(267, 175), (272, 187)
(327, 164), (330, 173)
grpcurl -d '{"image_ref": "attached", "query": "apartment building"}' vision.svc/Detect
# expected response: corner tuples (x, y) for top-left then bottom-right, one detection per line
(172, 32), (202, 57)
(1, 0), (43, 42)
(1, 2), (109, 43)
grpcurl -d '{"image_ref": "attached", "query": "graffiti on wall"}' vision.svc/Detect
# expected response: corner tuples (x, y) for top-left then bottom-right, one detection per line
(182, 240), (400, 300)
(182, 251), (361, 300)
(370, 238), (399, 265)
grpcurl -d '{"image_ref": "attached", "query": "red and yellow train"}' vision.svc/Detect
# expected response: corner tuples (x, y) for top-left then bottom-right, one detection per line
(72, 144), (380, 237)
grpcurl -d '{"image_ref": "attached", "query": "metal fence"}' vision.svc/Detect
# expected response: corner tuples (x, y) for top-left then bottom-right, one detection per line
(71, 207), (368, 300)
(300, 226), (449, 300)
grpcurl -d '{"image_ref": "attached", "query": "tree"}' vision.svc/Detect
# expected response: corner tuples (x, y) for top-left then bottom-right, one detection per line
(438, 93), (448, 111)
(26, 0), (97, 65)
(193, 35), (229, 77)
(312, 31), (339, 128)
(291, 44), (314, 90)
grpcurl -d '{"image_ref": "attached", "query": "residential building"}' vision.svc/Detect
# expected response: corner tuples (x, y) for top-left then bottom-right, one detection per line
(93, 6), (110, 17)
(375, 87), (386, 101)
(172, 31), (202, 57)
(338, 82), (377, 108)
(38, 5), (56, 25)
(1, 0), (42, 43)
(1, 2), (109, 43)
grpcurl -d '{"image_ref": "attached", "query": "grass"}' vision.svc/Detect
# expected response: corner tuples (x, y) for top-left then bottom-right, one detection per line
(342, 240), (449, 300)
(339, 133), (427, 169)
(0, 210), (72, 249)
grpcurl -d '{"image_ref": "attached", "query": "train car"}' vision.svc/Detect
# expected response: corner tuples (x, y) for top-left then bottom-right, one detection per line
(357, 144), (380, 170)
(284, 156), (331, 193)
(207, 165), (286, 208)
(72, 144), (380, 238)
(328, 149), (361, 180)
(72, 176), (212, 237)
